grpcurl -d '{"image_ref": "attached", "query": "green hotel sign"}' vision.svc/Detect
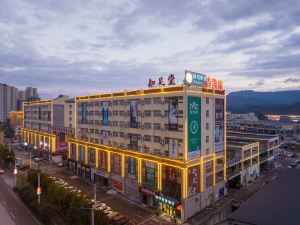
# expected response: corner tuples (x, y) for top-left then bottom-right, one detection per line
(188, 97), (201, 159)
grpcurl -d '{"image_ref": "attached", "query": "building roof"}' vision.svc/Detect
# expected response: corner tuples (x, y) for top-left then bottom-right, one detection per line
(229, 169), (300, 225)
(227, 130), (279, 140)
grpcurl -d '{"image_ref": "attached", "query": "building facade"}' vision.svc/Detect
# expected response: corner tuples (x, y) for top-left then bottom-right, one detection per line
(226, 140), (260, 188)
(227, 131), (280, 172)
(23, 95), (75, 163)
(67, 83), (226, 222)
(9, 111), (24, 140)
(0, 83), (18, 123)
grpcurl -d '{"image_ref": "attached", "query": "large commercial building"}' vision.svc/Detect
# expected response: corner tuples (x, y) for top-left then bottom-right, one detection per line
(67, 72), (226, 222)
(0, 83), (18, 123)
(23, 95), (75, 163)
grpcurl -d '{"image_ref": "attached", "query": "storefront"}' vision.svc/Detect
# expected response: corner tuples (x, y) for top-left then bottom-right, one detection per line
(139, 186), (157, 208)
(112, 179), (123, 192)
(155, 195), (180, 218)
(68, 159), (77, 174)
(94, 169), (110, 188)
(77, 164), (91, 181)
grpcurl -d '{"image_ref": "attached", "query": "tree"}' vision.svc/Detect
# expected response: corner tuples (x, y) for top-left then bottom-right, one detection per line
(17, 173), (29, 189)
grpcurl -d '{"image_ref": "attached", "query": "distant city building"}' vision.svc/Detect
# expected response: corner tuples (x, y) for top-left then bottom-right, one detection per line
(25, 87), (39, 101)
(23, 95), (75, 163)
(227, 119), (300, 141)
(265, 114), (300, 122)
(0, 83), (18, 123)
(9, 111), (24, 139)
(226, 112), (258, 122)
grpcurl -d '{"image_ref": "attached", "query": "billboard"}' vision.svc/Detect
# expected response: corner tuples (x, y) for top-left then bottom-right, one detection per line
(165, 166), (177, 182)
(82, 102), (87, 124)
(127, 157), (136, 180)
(145, 161), (155, 188)
(79, 145), (85, 162)
(168, 97), (178, 130)
(215, 99), (224, 152)
(188, 97), (201, 159)
(130, 134), (138, 150)
(113, 154), (121, 175)
(130, 100), (138, 128)
(188, 166), (200, 197)
(102, 102), (109, 126)
(71, 143), (76, 160)
(168, 139), (178, 159)
(89, 147), (95, 165)
(98, 151), (107, 170)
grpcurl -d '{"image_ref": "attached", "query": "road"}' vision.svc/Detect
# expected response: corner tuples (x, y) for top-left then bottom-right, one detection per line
(11, 144), (171, 225)
(0, 175), (41, 225)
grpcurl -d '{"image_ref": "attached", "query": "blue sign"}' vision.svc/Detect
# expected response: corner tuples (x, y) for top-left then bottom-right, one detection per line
(185, 71), (207, 86)
(274, 154), (280, 161)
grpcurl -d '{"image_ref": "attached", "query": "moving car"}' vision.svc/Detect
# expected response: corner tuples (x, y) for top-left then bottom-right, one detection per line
(0, 169), (4, 174)
(33, 157), (43, 162)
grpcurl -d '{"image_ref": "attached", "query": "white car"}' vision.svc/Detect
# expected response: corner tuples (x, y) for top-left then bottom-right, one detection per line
(0, 170), (4, 174)
(287, 152), (294, 157)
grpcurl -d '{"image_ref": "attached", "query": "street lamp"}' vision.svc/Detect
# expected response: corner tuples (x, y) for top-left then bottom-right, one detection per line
(14, 167), (18, 187)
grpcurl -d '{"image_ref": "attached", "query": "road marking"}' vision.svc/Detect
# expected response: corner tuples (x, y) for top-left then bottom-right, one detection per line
(9, 210), (16, 219)
(2, 201), (7, 206)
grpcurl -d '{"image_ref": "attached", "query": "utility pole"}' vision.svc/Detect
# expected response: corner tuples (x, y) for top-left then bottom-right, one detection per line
(92, 184), (96, 225)
(38, 173), (41, 205)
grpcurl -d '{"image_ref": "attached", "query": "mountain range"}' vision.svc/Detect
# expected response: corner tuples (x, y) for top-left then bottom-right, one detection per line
(227, 90), (300, 114)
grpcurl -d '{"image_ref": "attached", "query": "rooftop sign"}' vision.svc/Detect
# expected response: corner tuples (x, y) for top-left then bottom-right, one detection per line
(184, 70), (224, 90)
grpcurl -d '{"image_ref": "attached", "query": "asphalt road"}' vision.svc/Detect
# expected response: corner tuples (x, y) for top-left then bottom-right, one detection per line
(0, 175), (41, 225)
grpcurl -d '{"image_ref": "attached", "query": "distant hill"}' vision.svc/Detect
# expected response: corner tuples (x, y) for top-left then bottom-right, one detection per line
(227, 90), (300, 114)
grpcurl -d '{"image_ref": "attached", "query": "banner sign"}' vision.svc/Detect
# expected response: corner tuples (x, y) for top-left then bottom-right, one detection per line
(166, 166), (177, 182)
(168, 97), (178, 130)
(127, 157), (137, 179)
(82, 102), (87, 124)
(188, 97), (201, 159)
(79, 145), (85, 162)
(215, 99), (224, 152)
(71, 143), (76, 160)
(168, 139), (178, 159)
(102, 102), (109, 126)
(130, 100), (138, 128)
(88, 147), (95, 165)
(188, 166), (200, 197)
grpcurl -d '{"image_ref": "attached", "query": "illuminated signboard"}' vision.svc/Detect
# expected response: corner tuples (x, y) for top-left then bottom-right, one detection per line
(184, 70), (224, 90)
(184, 70), (206, 86)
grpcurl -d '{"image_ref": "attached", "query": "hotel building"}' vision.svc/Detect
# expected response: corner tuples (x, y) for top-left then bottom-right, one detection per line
(23, 95), (75, 163)
(67, 73), (226, 222)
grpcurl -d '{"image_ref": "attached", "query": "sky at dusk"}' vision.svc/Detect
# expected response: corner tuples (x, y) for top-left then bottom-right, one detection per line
(0, 0), (300, 99)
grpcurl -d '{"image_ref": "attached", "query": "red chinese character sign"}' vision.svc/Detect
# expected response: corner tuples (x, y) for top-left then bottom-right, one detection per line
(188, 165), (200, 197)
(166, 166), (177, 182)
(147, 74), (176, 88)
(206, 76), (224, 91)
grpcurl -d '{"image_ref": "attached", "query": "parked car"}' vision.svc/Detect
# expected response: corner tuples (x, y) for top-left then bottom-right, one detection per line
(57, 162), (64, 167)
(287, 152), (294, 157)
(33, 157), (43, 162)
(291, 162), (298, 168)
(0, 169), (4, 174)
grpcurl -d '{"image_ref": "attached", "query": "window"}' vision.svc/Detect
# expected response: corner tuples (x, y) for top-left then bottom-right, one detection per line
(206, 148), (210, 155)
(153, 110), (161, 117)
(206, 175), (213, 188)
(144, 110), (151, 117)
(113, 121), (118, 127)
(206, 97), (209, 104)
(206, 110), (210, 117)
(90, 129), (95, 134)
(69, 105), (72, 108)
(144, 123), (152, 129)
(144, 98), (151, 105)
(206, 123), (209, 130)
(206, 136), (209, 143)
(113, 111), (118, 116)
(113, 132), (118, 137)
(120, 132), (125, 138)
(144, 135), (151, 142)
(153, 136), (161, 143)
(113, 100), (118, 106)
(153, 97), (161, 104)
(119, 111), (124, 116)
(69, 111), (72, 114)
(153, 123), (161, 130)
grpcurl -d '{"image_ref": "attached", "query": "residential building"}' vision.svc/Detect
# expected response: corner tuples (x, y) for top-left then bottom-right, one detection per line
(23, 95), (75, 163)
(9, 111), (24, 140)
(25, 87), (39, 101)
(226, 139), (260, 189)
(227, 131), (280, 172)
(0, 83), (18, 123)
(67, 79), (226, 222)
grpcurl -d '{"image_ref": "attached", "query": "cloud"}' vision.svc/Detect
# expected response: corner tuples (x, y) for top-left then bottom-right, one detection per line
(0, 0), (300, 98)
(284, 77), (300, 83)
